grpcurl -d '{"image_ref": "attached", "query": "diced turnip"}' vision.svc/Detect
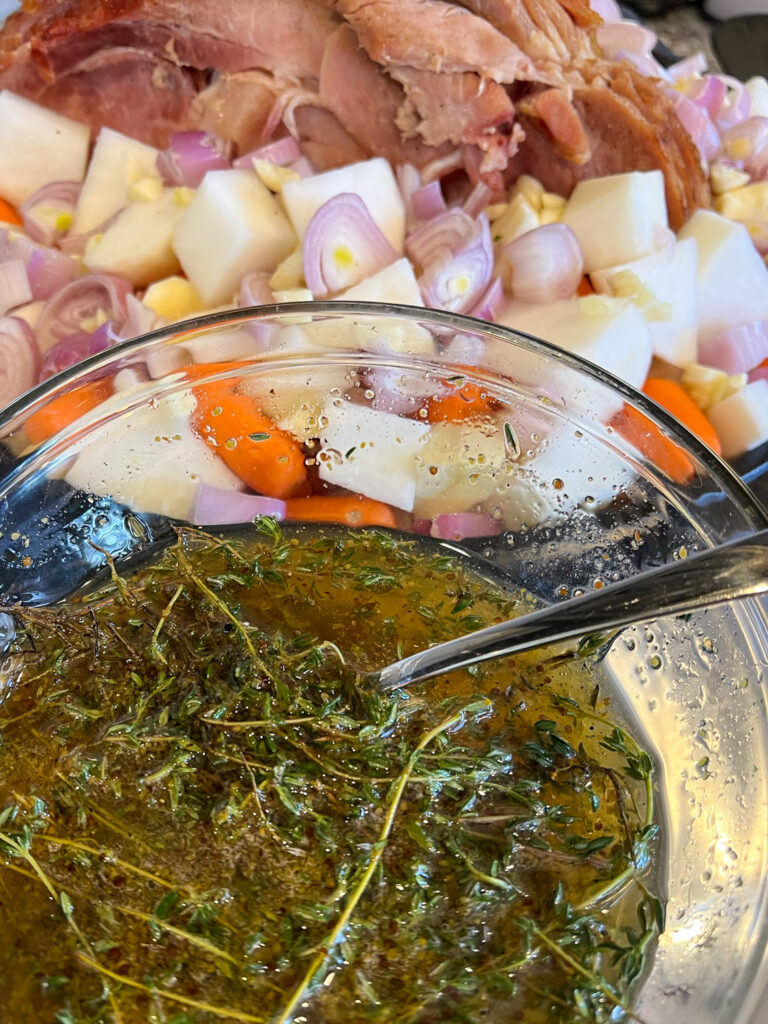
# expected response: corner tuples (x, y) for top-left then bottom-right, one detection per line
(706, 378), (768, 458)
(316, 401), (429, 511)
(65, 390), (244, 520)
(0, 91), (90, 206)
(83, 189), (186, 287)
(412, 419), (509, 518)
(590, 239), (698, 368)
(72, 127), (161, 235)
(174, 169), (295, 306)
(282, 158), (406, 252)
(496, 296), (652, 416)
(677, 209), (768, 345)
(560, 171), (668, 272)
(302, 258), (434, 355)
(483, 424), (635, 531)
(181, 328), (260, 364)
(746, 76), (768, 119)
(339, 258), (423, 306)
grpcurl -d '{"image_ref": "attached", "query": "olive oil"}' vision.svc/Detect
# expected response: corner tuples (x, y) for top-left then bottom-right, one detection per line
(0, 521), (662, 1023)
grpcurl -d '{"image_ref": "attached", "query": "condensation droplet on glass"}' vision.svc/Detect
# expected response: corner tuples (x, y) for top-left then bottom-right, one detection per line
(418, 408), (428, 418)
(364, 389), (375, 401)
(701, 637), (715, 654)
(593, 578), (604, 590)
(428, 465), (439, 477)
(530, 432), (539, 443)
(649, 654), (663, 670)
(624, 637), (636, 651)
(319, 415), (330, 428)
(552, 478), (564, 491)
(225, 437), (238, 450)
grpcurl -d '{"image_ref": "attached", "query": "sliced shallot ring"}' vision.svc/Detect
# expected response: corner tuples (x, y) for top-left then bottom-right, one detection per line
(35, 274), (133, 354)
(0, 315), (41, 407)
(191, 483), (286, 526)
(303, 192), (397, 297)
(157, 131), (231, 188)
(20, 180), (81, 247)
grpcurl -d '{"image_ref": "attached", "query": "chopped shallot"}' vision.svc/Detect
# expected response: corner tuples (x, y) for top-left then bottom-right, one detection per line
(157, 131), (231, 188)
(430, 512), (503, 541)
(504, 223), (584, 304)
(0, 259), (32, 315)
(420, 214), (494, 314)
(233, 136), (302, 169)
(0, 316), (41, 407)
(20, 180), (81, 247)
(40, 320), (118, 380)
(699, 321), (768, 375)
(303, 192), (397, 297)
(35, 274), (133, 354)
(191, 483), (286, 526)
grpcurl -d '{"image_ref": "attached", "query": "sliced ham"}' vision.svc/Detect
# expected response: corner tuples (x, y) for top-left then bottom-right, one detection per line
(190, 71), (291, 153)
(0, 0), (339, 145)
(318, 25), (450, 169)
(0, 0), (712, 225)
(512, 63), (709, 229)
(391, 67), (516, 170)
(332, 0), (563, 85)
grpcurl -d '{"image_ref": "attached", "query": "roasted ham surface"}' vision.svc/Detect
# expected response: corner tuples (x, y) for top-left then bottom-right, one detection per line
(0, 0), (709, 226)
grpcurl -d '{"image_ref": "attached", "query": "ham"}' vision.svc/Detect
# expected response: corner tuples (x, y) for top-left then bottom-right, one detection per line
(392, 67), (516, 171)
(332, 0), (563, 85)
(317, 25), (450, 169)
(512, 64), (709, 229)
(0, 0), (338, 144)
(0, 0), (711, 225)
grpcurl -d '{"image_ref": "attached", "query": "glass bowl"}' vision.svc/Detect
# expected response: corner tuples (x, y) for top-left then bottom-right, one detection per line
(0, 302), (766, 1024)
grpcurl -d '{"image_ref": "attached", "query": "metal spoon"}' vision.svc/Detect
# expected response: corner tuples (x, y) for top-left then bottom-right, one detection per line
(372, 527), (768, 692)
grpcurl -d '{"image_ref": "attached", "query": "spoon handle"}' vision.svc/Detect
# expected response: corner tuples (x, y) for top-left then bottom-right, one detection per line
(375, 528), (768, 692)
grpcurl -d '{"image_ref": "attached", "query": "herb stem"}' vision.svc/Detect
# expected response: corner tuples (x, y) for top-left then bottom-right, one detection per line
(272, 701), (488, 1024)
(76, 953), (264, 1022)
(116, 905), (240, 965)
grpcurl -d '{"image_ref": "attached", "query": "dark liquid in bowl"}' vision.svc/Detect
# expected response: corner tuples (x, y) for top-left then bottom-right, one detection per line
(0, 521), (662, 1023)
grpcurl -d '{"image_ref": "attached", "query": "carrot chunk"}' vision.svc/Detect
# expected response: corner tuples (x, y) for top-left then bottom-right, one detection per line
(0, 197), (22, 226)
(25, 379), (114, 444)
(427, 367), (496, 423)
(191, 381), (308, 499)
(285, 495), (397, 528)
(610, 379), (722, 484)
(642, 378), (722, 456)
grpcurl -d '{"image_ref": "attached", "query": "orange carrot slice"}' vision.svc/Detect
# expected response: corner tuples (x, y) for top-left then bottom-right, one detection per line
(285, 494), (397, 529)
(642, 378), (722, 457)
(0, 197), (22, 226)
(610, 403), (694, 484)
(25, 379), (114, 444)
(427, 367), (496, 423)
(191, 381), (308, 499)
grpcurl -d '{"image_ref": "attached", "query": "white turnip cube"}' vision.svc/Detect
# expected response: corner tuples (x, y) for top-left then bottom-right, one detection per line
(173, 169), (296, 306)
(561, 171), (669, 273)
(590, 239), (698, 368)
(83, 189), (184, 287)
(677, 209), (768, 345)
(65, 390), (244, 520)
(317, 401), (429, 511)
(282, 158), (406, 252)
(707, 379), (768, 459)
(496, 296), (652, 416)
(0, 90), (90, 206)
(72, 127), (161, 234)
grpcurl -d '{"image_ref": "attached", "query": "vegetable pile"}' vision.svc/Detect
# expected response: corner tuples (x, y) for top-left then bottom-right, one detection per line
(0, 8), (768, 532)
